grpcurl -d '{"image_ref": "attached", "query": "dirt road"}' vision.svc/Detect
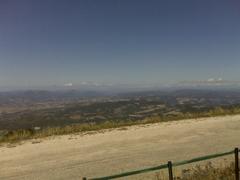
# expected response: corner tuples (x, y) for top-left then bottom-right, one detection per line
(1, 115), (240, 180)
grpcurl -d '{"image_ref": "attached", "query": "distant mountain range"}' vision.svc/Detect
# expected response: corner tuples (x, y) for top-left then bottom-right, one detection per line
(1, 87), (240, 104)
(0, 90), (108, 103)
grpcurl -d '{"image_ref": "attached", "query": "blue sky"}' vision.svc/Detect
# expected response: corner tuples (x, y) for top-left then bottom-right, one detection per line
(0, 0), (240, 89)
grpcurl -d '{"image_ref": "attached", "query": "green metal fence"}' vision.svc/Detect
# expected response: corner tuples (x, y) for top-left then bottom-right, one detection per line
(83, 148), (239, 180)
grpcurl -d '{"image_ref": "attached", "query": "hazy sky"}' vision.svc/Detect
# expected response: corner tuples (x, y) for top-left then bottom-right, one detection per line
(0, 0), (240, 89)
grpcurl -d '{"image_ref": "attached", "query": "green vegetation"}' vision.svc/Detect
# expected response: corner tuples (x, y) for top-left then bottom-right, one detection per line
(1, 106), (240, 144)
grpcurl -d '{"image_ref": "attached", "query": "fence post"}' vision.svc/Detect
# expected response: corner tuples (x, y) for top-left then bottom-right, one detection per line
(168, 161), (173, 180)
(235, 148), (239, 180)
(82, 177), (87, 180)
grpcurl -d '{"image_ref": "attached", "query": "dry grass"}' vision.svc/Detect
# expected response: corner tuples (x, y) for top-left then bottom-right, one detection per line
(1, 106), (240, 144)
(155, 162), (235, 180)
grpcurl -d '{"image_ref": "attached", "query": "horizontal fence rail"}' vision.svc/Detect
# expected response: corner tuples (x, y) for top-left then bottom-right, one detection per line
(172, 150), (234, 167)
(84, 148), (239, 180)
(89, 164), (169, 180)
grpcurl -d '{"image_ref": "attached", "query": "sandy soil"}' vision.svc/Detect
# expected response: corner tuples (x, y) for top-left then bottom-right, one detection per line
(1, 115), (240, 180)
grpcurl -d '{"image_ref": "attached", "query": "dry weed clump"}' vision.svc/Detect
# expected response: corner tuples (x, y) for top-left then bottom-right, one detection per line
(155, 162), (235, 180)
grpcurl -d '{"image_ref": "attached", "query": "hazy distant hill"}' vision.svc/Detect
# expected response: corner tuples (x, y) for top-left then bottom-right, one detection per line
(0, 90), (107, 103)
